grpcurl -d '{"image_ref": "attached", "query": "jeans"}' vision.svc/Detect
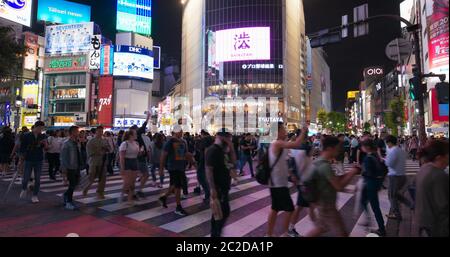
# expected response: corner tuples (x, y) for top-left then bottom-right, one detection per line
(239, 154), (254, 176)
(211, 188), (230, 237)
(388, 175), (412, 218)
(196, 164), (210, 199)
(22, 160), (43, 196)
(106, 153), (115, 175)
(47, 153), (60, 177)
(150, 163), (164, 184)
(64, 169), (80, 203)
(361, 178), (385, 233)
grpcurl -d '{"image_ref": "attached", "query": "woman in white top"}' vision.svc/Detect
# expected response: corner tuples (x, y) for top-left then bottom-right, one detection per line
(119, 130), (141, 204)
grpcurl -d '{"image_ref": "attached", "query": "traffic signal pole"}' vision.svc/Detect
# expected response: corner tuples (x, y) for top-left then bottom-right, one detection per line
(309, 14), (428, 145)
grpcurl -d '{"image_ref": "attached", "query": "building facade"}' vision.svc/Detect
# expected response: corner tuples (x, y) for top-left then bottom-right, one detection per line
(181, 0), (307, 133)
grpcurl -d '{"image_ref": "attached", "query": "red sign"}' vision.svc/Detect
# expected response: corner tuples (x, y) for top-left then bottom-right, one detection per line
(431, 88), (449, 122)
(97, 76), (113, 127)
(427, 0), (449, 71)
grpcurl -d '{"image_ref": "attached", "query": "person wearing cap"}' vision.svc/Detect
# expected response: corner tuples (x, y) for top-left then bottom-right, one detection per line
(159, 124), (196, 216)
(206, 128), (236, 237)
(19, 121), (48, 203)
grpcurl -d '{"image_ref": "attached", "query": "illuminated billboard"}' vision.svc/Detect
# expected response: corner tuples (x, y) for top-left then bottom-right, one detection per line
(426, 0), (449, 74)
(23, 32), (39, 71)
(98, 76), (114, 127)
(215, 27), (271, 63)
(100, 45), (114, 75)
(116, 0), (152, 35)
(45, 56), (88, 73)
(22, 80), (39, 109)
(45, 22), (94, 55)
(37, 0), (91, 25)
(113, 45), (154, 80)
(0, 0), (33, 27)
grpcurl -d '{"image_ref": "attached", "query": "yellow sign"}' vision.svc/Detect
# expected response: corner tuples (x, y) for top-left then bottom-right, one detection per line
(22, 81), (39, 108)
(347, 91), (359, 99)
(161, 117), (172, 126)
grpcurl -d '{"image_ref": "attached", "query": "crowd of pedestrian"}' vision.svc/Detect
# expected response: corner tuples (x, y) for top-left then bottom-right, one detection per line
(0, 118), (447, 237)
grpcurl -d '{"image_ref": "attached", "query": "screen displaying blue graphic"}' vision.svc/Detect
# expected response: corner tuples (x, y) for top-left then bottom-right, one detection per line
(116, 0), (152, 35)
(37, 0), (91, 24)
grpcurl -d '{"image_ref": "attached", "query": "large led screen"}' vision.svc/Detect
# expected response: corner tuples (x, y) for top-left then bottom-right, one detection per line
(45, 22), (94, 55)
(113, 45), (154, 80)
(37, 0), (91, 25)
(0, 0), (33, 27)
(215, 27), (271, 63)
(116, 0), (152, 35)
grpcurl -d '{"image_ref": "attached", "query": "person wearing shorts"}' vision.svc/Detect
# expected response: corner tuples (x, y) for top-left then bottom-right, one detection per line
(266, 123), (306, 237)
(159, 125), (195, 216)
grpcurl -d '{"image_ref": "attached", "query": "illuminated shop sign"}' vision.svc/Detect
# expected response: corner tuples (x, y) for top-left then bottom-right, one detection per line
(45, 56), (87, 72)
(216, 27), (271, 62)
(114, 117), (146, 128)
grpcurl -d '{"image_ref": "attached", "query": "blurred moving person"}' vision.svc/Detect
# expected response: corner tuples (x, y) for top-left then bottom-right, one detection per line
(60, 126), (82, 210)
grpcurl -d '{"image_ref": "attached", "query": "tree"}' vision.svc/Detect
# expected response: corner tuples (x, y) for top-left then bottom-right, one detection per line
(363, 122), (371, 132)
(385, 97), (406, 136)
(317, 108), (328, 130)
(0, 26), (26, 80)
(327, 111), (346, 133)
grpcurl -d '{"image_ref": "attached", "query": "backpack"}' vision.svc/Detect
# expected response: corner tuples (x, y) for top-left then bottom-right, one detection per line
(255, 147), (283, 185)
(299, 159), (328, 203)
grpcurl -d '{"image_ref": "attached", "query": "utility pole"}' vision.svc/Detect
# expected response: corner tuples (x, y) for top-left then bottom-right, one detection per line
(309, 14), (428, 145)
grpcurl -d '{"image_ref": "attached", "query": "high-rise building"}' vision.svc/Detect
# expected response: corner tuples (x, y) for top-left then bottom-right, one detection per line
(308, 45), (332, 124)
(180, 0), (308, 132)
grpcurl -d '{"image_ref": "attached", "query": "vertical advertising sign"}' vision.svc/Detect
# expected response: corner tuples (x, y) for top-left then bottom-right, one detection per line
(89, 34), (101, 70)
(23, 32), (39, 71)
(116, 0), (152, 35)
(100, 44), (114, 75)
(97, 76), (113, 127)
(427, 0), (449, 72)
(0, 0), (33, 27)
(22, 80), (39, 109)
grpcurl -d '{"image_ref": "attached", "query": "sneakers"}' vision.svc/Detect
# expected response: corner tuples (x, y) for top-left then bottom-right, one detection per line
(159, 195), (168, 208)
(157, 183), (163, 188)
(19, 190), (27, 199)
(370, 229), (386, 237)
(31, 196), (39, 203)
(174, 206), (188, 216)
(288, 228), (301, 237)
(65, 202), (77, 210)
(181, 194), (188, 200)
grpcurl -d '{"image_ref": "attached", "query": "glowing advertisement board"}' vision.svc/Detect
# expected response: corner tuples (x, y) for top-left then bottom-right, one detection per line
(113, 45), (154, 80)
(45, 22), (94, 55)
(22, 80), (39, 109)
(45, 56), (87, 72)
(426, 0), (449, 73)
(215, 27), (271, 63)
(23, 32), (39, 71)
(116, 0), (152, 35)
(37, 0), (91, 25)
(100, 45), (114, 75)
(0, 0), (33, 27)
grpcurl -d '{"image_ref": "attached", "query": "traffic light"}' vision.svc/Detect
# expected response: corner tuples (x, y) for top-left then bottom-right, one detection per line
(409, 76), (424, 101)
(435, 82), (449, 104)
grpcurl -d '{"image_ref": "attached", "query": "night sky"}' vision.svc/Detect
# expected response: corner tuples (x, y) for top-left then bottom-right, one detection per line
(45, 0), (402, 112)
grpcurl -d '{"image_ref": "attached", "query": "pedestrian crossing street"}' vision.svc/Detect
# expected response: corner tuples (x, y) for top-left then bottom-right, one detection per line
(0, 160), (421, 237)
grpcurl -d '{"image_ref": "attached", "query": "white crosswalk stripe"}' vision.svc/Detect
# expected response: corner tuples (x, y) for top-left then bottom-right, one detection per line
(0, 160), (421, 237)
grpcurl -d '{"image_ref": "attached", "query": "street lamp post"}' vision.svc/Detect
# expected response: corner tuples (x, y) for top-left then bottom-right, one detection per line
(14, 96), (22, 132)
